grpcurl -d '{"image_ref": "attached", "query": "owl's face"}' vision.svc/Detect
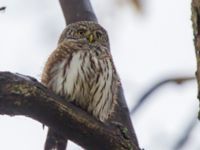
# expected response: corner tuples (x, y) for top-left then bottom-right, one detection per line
(59, 21), (110, 48)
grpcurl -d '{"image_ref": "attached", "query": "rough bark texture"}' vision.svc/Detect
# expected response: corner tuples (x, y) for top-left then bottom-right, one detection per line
(0, 72), (139, 150)
(192, 0), (200, 119)
(59, 0), (140, 147)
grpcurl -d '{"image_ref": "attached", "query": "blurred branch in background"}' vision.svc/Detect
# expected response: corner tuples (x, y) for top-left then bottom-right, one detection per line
(0, 6), (6, 12)
(130, 76), (195, 115)
(116, 0), (144, 12)
(173, 117), (198, 150)
(130, 0), (142, 11)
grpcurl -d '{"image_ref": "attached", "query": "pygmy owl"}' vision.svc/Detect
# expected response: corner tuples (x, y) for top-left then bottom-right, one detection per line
(41, 21), (120, 150)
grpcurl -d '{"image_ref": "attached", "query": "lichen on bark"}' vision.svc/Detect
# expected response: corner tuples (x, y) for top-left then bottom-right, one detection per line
(8, 84), (36, 97)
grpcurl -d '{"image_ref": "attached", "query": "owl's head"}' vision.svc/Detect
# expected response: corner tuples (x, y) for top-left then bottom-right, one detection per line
(59, 21), (110, 48)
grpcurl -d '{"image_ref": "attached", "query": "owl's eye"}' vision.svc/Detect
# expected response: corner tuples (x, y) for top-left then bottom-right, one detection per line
(77, 29), (86, 35)
(96, 31), (102, 39)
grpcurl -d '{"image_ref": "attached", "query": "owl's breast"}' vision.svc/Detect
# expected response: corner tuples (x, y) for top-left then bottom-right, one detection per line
(48, 49), (116, 122)
(48, 51), (93, 107)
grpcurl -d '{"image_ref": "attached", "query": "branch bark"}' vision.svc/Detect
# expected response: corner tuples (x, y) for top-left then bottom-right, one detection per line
(0, 72), (139, 150)
(59, 0), (97, 25)
(192, 0), (200, 119)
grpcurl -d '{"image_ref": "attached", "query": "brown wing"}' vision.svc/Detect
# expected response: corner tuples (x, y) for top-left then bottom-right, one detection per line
(41, 40), (75, 87)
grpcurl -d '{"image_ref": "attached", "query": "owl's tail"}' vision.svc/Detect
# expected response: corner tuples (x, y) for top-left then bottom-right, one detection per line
(45, 128), (68, 150)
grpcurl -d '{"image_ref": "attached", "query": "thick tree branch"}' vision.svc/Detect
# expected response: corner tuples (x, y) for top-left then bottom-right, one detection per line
(59, 0), (97, 25)
(192, 0), (200, 119)
(0, 72), (139, 150)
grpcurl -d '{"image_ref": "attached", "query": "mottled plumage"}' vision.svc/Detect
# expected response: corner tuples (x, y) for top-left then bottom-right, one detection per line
(42, 21), (120, 150)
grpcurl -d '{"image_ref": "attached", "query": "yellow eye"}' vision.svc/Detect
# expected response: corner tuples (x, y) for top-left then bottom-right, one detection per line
(77, 29), (86, 35)
(96, 31), (102, 39)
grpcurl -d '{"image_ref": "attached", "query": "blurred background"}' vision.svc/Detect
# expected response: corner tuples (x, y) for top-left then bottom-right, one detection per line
(0, 0), (199, 150)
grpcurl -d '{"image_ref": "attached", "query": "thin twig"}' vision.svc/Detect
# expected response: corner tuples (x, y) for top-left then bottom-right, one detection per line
(130, 76), (195, 115)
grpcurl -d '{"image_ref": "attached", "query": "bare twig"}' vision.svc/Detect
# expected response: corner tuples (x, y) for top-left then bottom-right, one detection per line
(130, 76), (195, 115)
(0, 71), (139, 150)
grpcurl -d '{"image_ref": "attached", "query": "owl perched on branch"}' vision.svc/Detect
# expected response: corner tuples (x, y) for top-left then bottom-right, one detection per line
(42, 21), (120, 150)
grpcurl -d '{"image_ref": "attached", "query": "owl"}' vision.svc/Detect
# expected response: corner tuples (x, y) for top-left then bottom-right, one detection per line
(41, 21), (120, 150)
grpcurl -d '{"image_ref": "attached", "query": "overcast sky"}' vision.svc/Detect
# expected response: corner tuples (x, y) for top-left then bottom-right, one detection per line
(0, 0), (199, 150)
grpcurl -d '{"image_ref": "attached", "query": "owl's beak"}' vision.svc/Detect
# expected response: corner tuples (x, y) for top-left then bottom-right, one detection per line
(87, 34), (94, 43)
